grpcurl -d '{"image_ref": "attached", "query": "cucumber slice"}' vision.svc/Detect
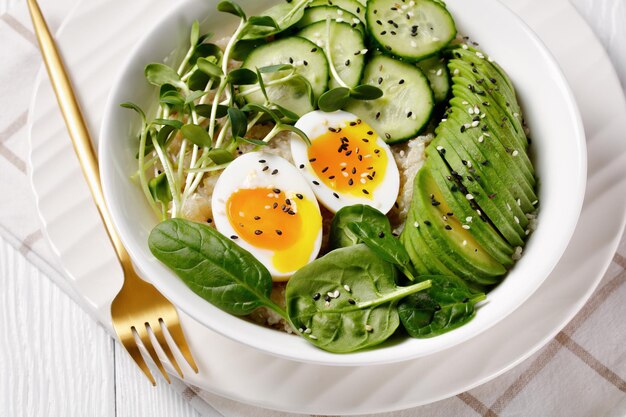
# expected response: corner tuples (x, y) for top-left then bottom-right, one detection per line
(297, 5), (365, 34)
(308, 0), (366, 23)
(416, 55), (450, 103)
(297, 21), (365, 89)
(240, 37), (329, 116)
(345, 54), (434, 143)
(367, 0), (456, 61)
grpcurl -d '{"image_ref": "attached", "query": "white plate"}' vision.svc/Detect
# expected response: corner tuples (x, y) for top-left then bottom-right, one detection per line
(98, 0), (586, 366)
(27, 0), (626, 414)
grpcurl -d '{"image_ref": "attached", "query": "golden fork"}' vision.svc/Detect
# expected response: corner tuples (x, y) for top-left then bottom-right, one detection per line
(27, 0), (198, 385)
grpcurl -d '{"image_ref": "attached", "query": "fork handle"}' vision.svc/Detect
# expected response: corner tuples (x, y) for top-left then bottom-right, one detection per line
(27, 0), (132, 270)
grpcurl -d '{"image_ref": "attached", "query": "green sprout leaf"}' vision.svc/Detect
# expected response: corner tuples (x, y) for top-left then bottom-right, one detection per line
(272, 104), (299, 123)
(149, 173), (172, 205)
(242, 0), (310, 40)
(156, 125), (177, 146)
(241, 103), (281, 123)
(277, 124), (311, 146)
(197, 57), (224, 79)
(120, 102), (146, 124)
(195, 104), (229, 119)
(207, 148), (235, 165)
(293, 74), (316, 107)
(159, 90), (186, 107)
(231, 39), (264, 61)
(228, 107), (248, 139)
(318, 87), (350, 112)
(145, 63), (186, 90)
(227, 68), (258, 85)
(239, 137), (268, 146)
(151, 119), (184, 130)
(217, 1), (246, 19)
(247, 15), (278, 28)
(185, 90), (209, 104)
(181, 124), (212, 148)
(190, 20), (200, 47)
(350, 85), (384, 100)
(190, 44), (222, 65)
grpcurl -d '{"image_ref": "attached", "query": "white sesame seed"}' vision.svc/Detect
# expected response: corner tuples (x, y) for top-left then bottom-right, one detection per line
(432, 36), (440, 41)
(525, 229), (530, 235)
(336, 17), (344, 23)
(410, 40), (417, 47)
(414, 221), (420, 228)
(466, 216), (473, 222)
(462, 240), (467, 246)
(478, 135), (484, 143)
(309, 335), (318, 340)
(360, 48), (368, 55)
(454, 69), (460, 75)
(342, 172), (349, 177)
(483, 132), (491, 137)
(462, 225), (471, 230)
(474, 105), (480, 114)
(466, 194), (474, 200)
(441, 118), (447, 122)
(436, 68), (443, 76)
(517, 198), (521, 206)
(337, 9), (343, 15)
(507, 203), (512, 211)
(462, 101), (468, 105)
(476, 52), (485, 59)
(361, 173), (369, 178)
(514, 216), (520, 224)
(467, 160), (472, 168)
(532, 200), (539, 205)
(298, 327), (304, 332)
(325, 301), (330, 307)
(488, 56), (494, 62)
(512, 150), (519, 157)
(340, 162), (347, 166)
(436, 145), (444, 151)
(401, 4), (408, 10)
(471, 120), (480, 127)
(462, 44), (468, 50)
(304, 328), (312, 334)
(409, 1), (415, 6)
(365, 325), (373, 332)
(353, 18), (360, 24)
(264, 205), (271, 209)
(407, 11), (414, 17)
(360, 178), (367, 184)
(513, 112), (519, 118)
(477, 209), (482, 216)
(344, 284), (351, 292)
(333, 290), (340, 298)
(468, 107), (474, 115)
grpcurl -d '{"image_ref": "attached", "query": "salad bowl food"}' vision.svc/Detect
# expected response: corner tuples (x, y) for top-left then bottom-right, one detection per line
(100, 0), (585, 365)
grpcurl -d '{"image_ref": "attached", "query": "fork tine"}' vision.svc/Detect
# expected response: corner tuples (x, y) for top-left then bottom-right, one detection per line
(119, 328), (156, 386)
(163, 319), (199, 373)
(136, 324), (171, 384)
(152, 322), (184, 379)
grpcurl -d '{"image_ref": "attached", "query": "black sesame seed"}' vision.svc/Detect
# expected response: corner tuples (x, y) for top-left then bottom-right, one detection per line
(311, 47), (318, 53)
(462, 297), (469, 303)
(445, 225), (452, 230)
(385, 132), (391, 139)
(378, 231), (385, 238)
(460, 125), (466, 133)
(309, 158), (317, 162)
(262, 166), (269, 171)
(362, 189), (369, 195)
(380, 31), (387, 35)
(324, 294), (331, 302)
(273, 202), (278, 209)
(378, 77), (383, 85)
(328, 175), (335, 179)
(424, 220), (431, 226)
(321, 166), (329, 173)
(271, 169), (278, 175)
(351, 167), (357, 174)
(348, 298), (356, 305)
(258, 159), (266, 163)
(299, 164), (305, 169)
(362, 138), (369, 142)
(230, 235), (238, 239)
(434, 305), (441, 311)
(254, 230), (263, 235)
(296, 193), (303, 199)
(273, 188), (281, 193)
(407, 111), (413, 118)
(276, 229), (283, 235)
(328, 127), (337, 132)
(313, 293), (321, 301)
(207, 218), (213, 223)
(345, 59), (351, 66)
(375, 112), (381, 119)
(333, 192), (339, 199)
(348, 179), (354, 186)
(254, 216), (261, 220)
(313, 180), (320, 185)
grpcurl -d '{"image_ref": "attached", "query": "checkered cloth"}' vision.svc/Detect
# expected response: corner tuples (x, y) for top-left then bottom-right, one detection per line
(1, 1), (625, 416)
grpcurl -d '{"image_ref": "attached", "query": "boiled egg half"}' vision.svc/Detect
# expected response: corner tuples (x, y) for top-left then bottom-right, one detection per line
(290, 110), (400, 214)
(212, 152), (323, 280)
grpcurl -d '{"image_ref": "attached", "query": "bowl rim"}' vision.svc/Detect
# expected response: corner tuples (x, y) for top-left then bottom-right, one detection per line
(99, 0), (587, 366)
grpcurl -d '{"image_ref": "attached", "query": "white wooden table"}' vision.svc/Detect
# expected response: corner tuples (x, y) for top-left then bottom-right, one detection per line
(0, 0), (624, 416)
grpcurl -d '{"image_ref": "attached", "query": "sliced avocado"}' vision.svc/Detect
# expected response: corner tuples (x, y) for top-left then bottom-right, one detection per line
(448, 90), (536, 192)
(427, 136), (526, 247)
(411, 167), (506, 284)
(401, 207), (455, 277)
(426, 154), (515, 266)
(437, 109), (536, 214)
(436, 117), (534, 218)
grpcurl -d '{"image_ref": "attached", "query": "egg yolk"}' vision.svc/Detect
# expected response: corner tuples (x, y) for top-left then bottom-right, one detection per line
(306, 120), (388, 198)
(226, 187), (321, 274)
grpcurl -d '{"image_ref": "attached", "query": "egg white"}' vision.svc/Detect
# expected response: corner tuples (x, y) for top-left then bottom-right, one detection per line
(290, 110), (400, 214)
(211, 151), (323, 279)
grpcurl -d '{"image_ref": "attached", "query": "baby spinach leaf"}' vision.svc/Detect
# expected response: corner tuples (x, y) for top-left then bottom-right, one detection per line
(286, 244), (431, 353)
(347, 221), (417, 281)
(329, 204), (391, 249)
(398, 275), (486, 338)
(149, 219), (285, 317)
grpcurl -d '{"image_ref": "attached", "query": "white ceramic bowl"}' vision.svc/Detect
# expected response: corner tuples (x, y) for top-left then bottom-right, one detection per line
(100, 0), (586, 366)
